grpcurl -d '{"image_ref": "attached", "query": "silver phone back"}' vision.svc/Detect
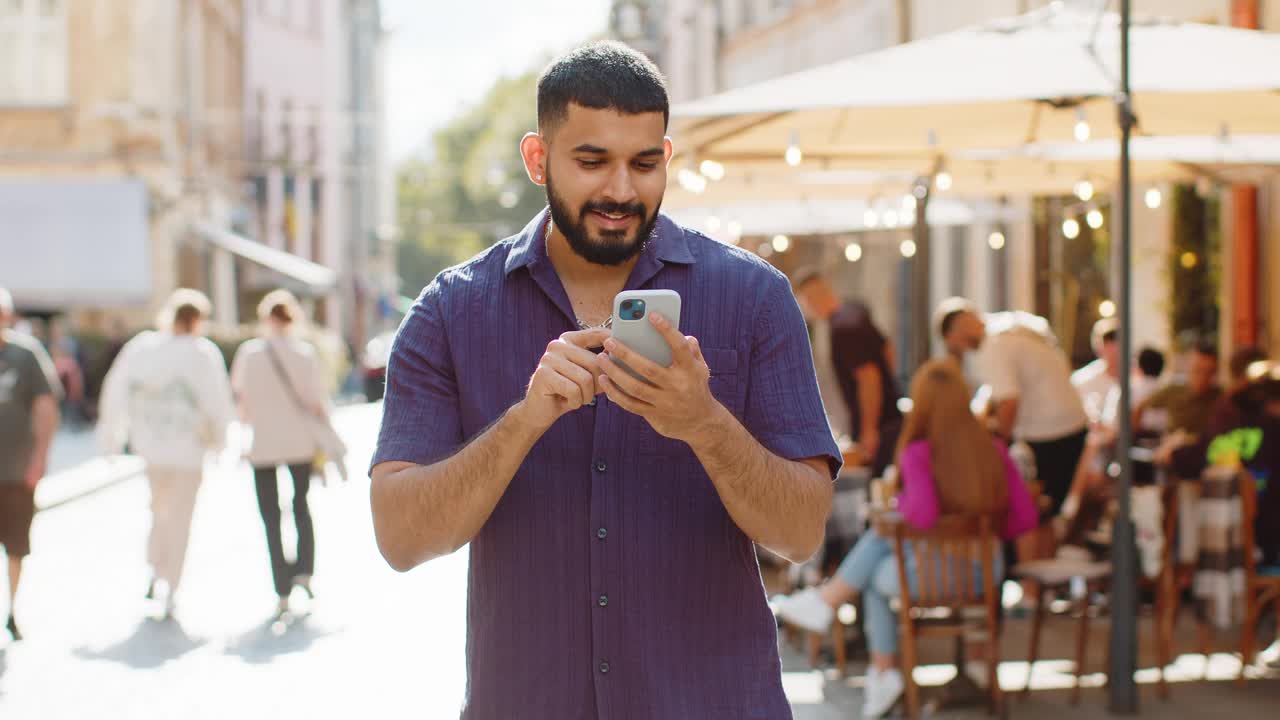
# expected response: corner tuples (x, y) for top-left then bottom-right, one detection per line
(612, 290), (682, 378)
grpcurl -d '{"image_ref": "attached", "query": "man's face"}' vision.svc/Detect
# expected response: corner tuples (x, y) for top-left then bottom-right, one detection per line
(946, 312), (986, 355)
(794, 279), (831, 322)
(1188, 352), (1218, 394)
(541, 104), (671, 266)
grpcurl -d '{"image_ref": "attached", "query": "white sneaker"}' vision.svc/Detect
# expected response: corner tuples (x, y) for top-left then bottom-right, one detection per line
(863, 668), (904, 719)
(774, 588), (835, 634)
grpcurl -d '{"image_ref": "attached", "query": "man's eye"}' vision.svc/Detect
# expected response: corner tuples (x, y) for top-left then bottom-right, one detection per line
(634, 163), (658, 171)
(578, 160), (604, 169)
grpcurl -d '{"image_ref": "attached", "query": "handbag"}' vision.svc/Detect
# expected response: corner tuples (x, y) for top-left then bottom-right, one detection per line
(263, 340), (349, 484)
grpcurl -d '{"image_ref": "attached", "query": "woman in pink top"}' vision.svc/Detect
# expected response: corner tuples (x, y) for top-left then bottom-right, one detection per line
(776, 360), (1037, 718)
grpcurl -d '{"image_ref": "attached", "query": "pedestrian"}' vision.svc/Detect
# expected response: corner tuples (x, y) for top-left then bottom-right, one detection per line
(935, 297), (1088, 518)
(793, 270), (903, 476)
(230, 289), (338, 619)
(97, 289), (235, 619)
(773, 359), (1037, 718)
(369, 42), (839, 720)
(0, 287), (61, 641)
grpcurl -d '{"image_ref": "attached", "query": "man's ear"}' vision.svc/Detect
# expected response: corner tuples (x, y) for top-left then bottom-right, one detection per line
(663, 137), (674, 167)
(520, 132), (547, 185)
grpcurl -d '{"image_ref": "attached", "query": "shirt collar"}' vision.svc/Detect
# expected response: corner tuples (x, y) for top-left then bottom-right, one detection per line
(503, 208), (696, 276)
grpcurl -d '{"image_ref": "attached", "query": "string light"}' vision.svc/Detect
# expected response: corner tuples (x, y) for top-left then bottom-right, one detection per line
(844, 242), (863, 262)
(698, 160), (725, 181)
(1063, 218), (1080, 239)
(901, 194), (917, 212)
(725, 221), (742, 245)
(1145, 187), (1162, 209)
(1181, 251), (1199, 269)
(677, 168), (707, 193)
(863, 208), (879, 228)
(988, 231), (1006, 250)
(1074, 179), (1094, 202)
(1099, 300), (1116, 318)
(757, 242), (774, 258)
(771, 234), (790, 253)
(1087, 209), (1104, 229)
(935, 171), (952, 191)
(900, 239), (917, 258)
(884, 209), (900, 228)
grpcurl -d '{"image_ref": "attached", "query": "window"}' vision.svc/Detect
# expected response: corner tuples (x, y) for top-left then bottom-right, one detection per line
(0, 0), (68, 104)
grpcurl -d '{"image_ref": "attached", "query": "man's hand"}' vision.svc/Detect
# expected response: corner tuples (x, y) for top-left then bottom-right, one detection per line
(513, 329), (611, 431)
(597, 312), (721, 444)
(24, 456), (46, 490)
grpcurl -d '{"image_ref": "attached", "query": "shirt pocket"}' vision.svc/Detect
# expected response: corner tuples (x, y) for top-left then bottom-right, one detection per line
(639, 347), (741, 456)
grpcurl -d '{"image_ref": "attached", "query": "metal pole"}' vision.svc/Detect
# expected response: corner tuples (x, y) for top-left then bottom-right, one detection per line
(911, 179), (932, 375)
(1108, 0), (1139, 712)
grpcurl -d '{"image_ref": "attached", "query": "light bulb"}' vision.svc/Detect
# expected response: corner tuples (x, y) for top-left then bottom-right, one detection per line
(935, 171), (952, 191)
(884, 209), (899, 228)
(1074, 179), (1094, 202)
(844, 242), (863, 262)
(863, 208), (879, 228)
(1062, 218), (1080, 239)
(785, 145), (802, 167)
(1181, 251), (1198, 269)
(771, 234), (790, 253)
(757, 242), (774, 258)
(1098, 300), (1116, 318)
(901, 194), (917, 212)
(900, 239), (917, 258)
(1145, 187), (1162, 209)
(1087, 209), (1104, 229)
(698, 160), (725, 181)
(1074, 109), (1090, 142)
(988, 231), (1006, 250)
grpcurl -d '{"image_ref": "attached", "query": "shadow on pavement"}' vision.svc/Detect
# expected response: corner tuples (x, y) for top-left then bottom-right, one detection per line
(224, 614), (339, 665)
(73, 618), (206, 670)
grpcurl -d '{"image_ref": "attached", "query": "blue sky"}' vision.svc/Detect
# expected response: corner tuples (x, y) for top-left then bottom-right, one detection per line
(383, 0), (612, 162)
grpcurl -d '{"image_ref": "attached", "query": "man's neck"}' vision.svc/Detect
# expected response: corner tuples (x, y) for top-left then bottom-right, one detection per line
(544, 222), (638, 291)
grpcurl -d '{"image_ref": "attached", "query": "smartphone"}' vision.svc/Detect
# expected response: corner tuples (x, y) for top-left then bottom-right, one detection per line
(611, 289), (682, 380)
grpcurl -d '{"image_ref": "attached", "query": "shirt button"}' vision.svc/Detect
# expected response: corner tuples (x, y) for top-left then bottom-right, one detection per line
(599, 661), (610, 674)
(594, 461), (607, 473)
(596, 527), (607, 540)
(598, 594), (609, 607)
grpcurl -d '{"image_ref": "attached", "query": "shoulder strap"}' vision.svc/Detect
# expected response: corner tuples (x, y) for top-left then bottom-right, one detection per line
(263, 340), (310, 415)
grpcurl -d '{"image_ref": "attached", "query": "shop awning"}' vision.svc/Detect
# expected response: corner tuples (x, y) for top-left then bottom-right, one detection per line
(193, 223), (338, 293)
(0, 178), (152, 308)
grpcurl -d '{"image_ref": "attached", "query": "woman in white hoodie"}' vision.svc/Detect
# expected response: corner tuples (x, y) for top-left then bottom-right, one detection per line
(98, 289), (235, 618)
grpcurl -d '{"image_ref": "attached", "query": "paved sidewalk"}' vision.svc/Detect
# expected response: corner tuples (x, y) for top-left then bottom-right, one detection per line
(35, 428), (143, 510)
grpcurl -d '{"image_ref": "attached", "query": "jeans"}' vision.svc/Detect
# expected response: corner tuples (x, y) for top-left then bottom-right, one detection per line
(835, 529), (1004, 655)
(253, 463), (314, 597)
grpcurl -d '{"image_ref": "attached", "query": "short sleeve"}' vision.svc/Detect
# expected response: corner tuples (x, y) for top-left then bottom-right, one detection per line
(741, 274), (842, 479)
(978, 336), (1020, 401)
(25, 338), (61, 400)
(370, 280), (464, 473)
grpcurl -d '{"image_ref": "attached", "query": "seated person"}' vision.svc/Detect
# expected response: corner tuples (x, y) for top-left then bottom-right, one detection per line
(773, 360), (1037, 719)
(1135, 344), (1221, 460)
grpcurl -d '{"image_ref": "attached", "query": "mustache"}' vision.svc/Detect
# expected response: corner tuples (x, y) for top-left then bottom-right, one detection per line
(582, 201), (646, 217)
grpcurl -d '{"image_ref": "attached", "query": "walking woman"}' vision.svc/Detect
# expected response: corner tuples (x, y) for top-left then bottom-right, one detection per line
(98, 289), (236, 619)
(231, 290), (331, 618)
(775, 360), (1038, 718)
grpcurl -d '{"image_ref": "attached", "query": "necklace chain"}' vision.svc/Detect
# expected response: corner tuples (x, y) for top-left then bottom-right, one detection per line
(544, 215), (625, 331)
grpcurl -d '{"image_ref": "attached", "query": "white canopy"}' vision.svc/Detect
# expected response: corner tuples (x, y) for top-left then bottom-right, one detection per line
(672, 6), (1280, 160)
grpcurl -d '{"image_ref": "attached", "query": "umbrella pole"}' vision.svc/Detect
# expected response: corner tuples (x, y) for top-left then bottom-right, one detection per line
(1108, 0), (1139, 713)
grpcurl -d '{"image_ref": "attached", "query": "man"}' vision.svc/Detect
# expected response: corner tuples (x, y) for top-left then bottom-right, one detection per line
(1072, 318), (1119, 424)
(793, 271), (902, 475)
(1134, 344), (1221, 440)
(369, 43), (839, 720)
(0, 287), (61, 641)
(935, 297), (1088, 516)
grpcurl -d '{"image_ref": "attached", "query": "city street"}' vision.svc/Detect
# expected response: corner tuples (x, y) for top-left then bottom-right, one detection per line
(0, 404), (469, 719)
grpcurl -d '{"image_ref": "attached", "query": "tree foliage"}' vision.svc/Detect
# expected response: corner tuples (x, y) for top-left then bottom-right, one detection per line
(396, 71), (549, 295)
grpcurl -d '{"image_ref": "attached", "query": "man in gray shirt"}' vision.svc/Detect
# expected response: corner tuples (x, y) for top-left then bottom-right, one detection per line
(0, 288), (61, 640)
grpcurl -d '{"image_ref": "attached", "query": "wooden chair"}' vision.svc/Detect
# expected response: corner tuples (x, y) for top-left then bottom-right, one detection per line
(1014, 557), (1110, 704)
(890, 514), (1003, 719)
(1238, 470), (1280, 682)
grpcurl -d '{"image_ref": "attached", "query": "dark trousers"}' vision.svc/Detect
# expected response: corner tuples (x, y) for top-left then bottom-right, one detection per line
(1027, 427), (1089, 517)
(253, 463), (315, 597)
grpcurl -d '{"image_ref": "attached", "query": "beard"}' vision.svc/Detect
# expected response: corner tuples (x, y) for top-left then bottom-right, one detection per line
(545, 166), (661, 267)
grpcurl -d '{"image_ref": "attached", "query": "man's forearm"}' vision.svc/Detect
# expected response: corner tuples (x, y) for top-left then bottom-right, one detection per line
(370, 402), (545, 571)
(996, 398), (1019, 439)
(687, 403), (832, 563)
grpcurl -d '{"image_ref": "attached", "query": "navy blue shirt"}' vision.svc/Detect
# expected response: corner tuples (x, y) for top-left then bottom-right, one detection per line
(373, 210), (840, 720)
